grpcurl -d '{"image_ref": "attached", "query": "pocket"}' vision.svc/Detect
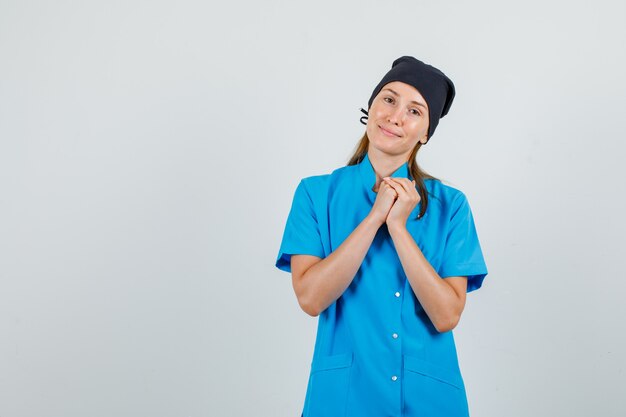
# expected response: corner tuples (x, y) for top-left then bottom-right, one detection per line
(402, 355), (469, 417)
(404, 354), (463, 389)
(306, 352), (353, 417)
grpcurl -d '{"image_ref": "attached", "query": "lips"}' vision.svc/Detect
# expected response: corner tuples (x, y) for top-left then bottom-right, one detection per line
(379, 125), (401, 137)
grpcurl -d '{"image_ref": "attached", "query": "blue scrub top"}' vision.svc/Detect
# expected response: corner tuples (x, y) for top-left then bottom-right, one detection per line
(275, 152), (488, 417)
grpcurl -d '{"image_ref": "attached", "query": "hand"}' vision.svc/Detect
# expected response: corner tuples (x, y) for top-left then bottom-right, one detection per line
(369, 178), (399, 227)
(381, 177), (420, 230)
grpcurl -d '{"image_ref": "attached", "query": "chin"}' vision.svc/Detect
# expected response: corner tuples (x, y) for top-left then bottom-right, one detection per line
(371, 140), (397, 153)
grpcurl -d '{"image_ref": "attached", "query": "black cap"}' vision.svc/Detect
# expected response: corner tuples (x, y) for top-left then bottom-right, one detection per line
(362, 56), (455, 143)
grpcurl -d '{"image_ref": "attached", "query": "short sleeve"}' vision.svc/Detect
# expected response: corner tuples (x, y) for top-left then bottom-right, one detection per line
(275, 180), (326, 273)
(438, 192), (489, 293)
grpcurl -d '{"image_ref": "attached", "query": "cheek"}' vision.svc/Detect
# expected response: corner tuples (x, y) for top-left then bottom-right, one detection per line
(419, 118), (430, 134)
(407, 120), (426, 135)
(367, 110), (383, 129)
(366, 120), (375, 134)
(369, 102), (387, 119)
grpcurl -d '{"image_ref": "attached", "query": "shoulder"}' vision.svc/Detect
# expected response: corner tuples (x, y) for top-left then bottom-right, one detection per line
(299, 173), (331, 195)
(424, 178), (469, 214)
(299, 163), (356, 193)
(425, 178), (466, 202)
(293, 172), (332, 207)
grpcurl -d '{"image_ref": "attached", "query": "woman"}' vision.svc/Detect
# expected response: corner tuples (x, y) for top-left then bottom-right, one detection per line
(275, 56), (488, 417)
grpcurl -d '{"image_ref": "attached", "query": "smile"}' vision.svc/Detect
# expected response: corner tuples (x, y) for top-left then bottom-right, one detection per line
(379, 125), (400, 137)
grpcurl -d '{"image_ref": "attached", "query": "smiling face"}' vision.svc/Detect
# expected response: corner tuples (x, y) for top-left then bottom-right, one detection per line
(366, 81), (430, 154)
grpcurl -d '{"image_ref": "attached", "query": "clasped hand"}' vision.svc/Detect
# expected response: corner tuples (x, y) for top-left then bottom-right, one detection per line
(371, 177), (421, 230)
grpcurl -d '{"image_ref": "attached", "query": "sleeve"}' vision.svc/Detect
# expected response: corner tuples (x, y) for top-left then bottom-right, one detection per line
(275, 179), (326, 273)
(437, 192), (489, 293)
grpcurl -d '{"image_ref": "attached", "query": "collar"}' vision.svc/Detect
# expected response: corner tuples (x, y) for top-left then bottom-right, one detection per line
(358, 152), (413, 206)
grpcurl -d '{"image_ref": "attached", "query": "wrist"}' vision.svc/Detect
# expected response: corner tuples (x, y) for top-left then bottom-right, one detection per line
(365, 213), (385, 229)
(387, 223), (407, 236)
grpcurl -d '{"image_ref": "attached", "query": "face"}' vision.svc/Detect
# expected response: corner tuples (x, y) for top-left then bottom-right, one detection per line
(366, 81), (430, 155)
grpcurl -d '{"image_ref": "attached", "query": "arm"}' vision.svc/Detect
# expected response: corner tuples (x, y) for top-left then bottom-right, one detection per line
(382, 176), (467, 332)
(291, 214), (383, 317)
(388, 225), (467, 332)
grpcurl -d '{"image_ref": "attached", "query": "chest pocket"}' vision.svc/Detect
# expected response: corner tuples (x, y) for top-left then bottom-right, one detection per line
(305, 352), (354, 417)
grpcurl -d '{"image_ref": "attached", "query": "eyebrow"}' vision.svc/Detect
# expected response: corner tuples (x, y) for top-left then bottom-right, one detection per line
(382, 88), (428, 109)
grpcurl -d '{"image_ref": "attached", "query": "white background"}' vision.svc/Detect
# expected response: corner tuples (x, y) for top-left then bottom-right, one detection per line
(1, 1), (625, 416)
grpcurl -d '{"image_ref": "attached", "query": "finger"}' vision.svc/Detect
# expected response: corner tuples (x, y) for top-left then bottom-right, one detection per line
(380, 179), (398, 197)
(385, 177), (418, 197)
(383, 177), (410, 196)
(381, 178), (399, 191)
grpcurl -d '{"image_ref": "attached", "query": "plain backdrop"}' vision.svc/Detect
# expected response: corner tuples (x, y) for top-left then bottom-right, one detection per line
(1, 1), (625, 416)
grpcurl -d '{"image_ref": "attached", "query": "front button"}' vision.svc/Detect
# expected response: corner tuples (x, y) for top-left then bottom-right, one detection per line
(392, 333), (398, 339)
(391, 375), (398, 381)
(395, 291), (401, 297)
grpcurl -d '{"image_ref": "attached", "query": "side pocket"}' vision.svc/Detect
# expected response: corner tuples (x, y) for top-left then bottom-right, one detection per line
(306, 352), (353, 417)
(404, 355), (463, 389)
(402, 355), (469, 417)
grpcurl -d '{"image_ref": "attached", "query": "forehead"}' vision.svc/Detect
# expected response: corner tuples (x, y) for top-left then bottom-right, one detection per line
(380, 81), (427, 107)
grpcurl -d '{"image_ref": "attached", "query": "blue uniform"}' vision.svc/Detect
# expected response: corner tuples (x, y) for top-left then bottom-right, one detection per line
(275, 152), (488, 417)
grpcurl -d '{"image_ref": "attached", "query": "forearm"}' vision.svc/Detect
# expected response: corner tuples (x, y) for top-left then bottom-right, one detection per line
(388, 225), (463, 332)
(300, 214), (382, 316)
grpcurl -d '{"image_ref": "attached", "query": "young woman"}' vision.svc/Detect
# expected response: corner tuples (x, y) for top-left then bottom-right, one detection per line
(275, 56), (489, 417)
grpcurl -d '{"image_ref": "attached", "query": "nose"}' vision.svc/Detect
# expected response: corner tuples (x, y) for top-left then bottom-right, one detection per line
(387, 106), (405, 125)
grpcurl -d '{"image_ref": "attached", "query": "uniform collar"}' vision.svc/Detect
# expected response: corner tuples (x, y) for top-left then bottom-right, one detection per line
(358, 152), (413, 206)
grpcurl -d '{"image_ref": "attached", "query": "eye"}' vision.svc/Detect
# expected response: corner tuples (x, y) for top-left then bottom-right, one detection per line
(410, 108), (421, 116)
(383, 96), (394, 103)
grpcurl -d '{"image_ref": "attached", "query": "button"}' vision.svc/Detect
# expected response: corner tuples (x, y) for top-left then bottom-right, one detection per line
(395, 292), (401, 297)
(391, 375), (398, 381)
(392, 333), (398, 339)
